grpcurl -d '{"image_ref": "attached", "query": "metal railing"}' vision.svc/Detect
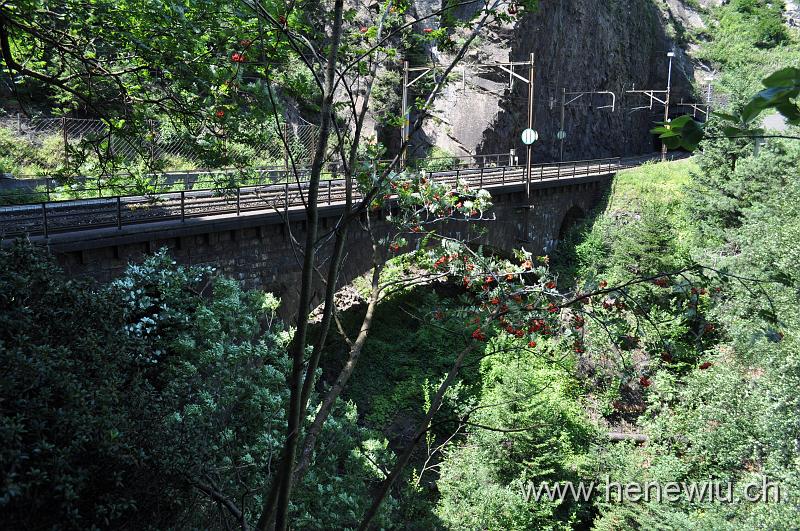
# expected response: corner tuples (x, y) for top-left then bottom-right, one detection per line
(0, 152), (527, 206)
(0, 153), (677, 239)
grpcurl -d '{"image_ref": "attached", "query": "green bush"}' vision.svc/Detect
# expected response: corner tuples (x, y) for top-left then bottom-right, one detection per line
(0, 244), (392, 529)
(585, 140), (800, 530)
(436, 334), (597, 530)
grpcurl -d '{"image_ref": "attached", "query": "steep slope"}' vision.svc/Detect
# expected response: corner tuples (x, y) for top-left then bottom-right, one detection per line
(403, 0), (696, 162)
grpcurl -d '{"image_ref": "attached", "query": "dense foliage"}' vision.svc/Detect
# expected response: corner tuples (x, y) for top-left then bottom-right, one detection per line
(0, 247), (391, 528)
(1, 0), (799, 529)
(567, 141), (800, 528)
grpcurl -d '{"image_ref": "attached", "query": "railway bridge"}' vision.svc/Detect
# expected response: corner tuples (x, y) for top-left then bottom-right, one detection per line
(0, 154), (668, 311)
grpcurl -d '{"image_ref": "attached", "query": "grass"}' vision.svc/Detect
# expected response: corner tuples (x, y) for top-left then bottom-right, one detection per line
(609, 157), (696, 210)
(608, 157), (698, 251)
(552, 157), (699, 286)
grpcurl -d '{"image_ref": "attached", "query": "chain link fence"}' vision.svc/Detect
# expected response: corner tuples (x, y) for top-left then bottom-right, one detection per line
(5, 114), (321, 175)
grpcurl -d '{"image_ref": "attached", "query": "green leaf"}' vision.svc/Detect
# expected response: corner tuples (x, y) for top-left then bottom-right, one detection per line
(712, 111), (741, 123)
(775, 102), (800, 125)
(740, 96), (769, 124)
(762, 67), (800, 89)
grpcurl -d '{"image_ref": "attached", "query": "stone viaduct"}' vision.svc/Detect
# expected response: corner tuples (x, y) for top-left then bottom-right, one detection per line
(16, 169), (613, 315)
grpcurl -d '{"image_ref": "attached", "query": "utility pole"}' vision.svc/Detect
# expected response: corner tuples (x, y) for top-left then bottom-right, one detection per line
(559, 88), (566, 162)
(400, 59), (533, 170)
(662, 51), (674, 162)
(525, 52), (535, 217)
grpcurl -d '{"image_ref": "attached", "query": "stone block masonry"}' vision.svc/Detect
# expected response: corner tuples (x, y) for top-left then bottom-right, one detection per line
(19, 174), (612, 320)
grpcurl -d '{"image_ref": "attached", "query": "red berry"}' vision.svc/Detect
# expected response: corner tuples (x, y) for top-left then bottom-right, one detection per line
(215, 109), (225, 118)
(699, 361), (713, 370)
(528, 340), (537, 348)
(653, 277), (670, 288)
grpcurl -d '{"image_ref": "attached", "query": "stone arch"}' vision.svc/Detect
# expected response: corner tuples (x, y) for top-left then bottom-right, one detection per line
(558, 205), (586, 241)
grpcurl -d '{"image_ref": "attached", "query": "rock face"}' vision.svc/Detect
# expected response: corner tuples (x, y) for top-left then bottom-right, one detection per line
(401, 0), (695, 162)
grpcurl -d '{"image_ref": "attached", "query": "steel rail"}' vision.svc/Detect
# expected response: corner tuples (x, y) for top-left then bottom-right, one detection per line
(0, 153), (679, 238)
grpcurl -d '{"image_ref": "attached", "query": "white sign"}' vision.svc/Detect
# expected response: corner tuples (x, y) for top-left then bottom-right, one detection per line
(521, 128), (538, 145)
(557, 130), (567, 140)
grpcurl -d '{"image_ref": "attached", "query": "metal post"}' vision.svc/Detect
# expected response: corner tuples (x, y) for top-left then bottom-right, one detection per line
(328, 179), (332, 204)
(181, 191), (185, 221)
(42, 203), (48, 238)
(559, 87), (566, 162)
(479, 166), (484, 188)
(662, 52), (674, 162)
(401, 60), (409, 169)
(283, 123), (289, 174)
(62, 116), (68, 167)
(117, 196), (122, 229)
(525, 53), (535, 204)
(523, 53), (535, 241)
(236, 187), (241, 215)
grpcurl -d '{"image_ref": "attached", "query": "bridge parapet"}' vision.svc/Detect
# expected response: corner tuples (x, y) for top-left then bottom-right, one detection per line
(0, 154), (675, 313)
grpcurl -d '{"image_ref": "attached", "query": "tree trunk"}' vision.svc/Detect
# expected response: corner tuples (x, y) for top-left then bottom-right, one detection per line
(358, 342), (477, 530)
(295, 248), (383, 478)
(256, 0), (345, 528)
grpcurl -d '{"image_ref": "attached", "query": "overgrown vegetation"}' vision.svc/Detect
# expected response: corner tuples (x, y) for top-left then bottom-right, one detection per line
(0, 248), (393, 529)
(1, 0), (799, 529)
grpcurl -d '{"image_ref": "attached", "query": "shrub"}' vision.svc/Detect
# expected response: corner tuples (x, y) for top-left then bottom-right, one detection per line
(0, 245), (391, 528)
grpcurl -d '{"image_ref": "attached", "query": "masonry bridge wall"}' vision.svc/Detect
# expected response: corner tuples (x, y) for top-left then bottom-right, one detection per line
(39, 175), (611, 316)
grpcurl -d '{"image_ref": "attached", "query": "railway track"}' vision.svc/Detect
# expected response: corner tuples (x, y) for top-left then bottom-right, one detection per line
(0, 154), (675, 238)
